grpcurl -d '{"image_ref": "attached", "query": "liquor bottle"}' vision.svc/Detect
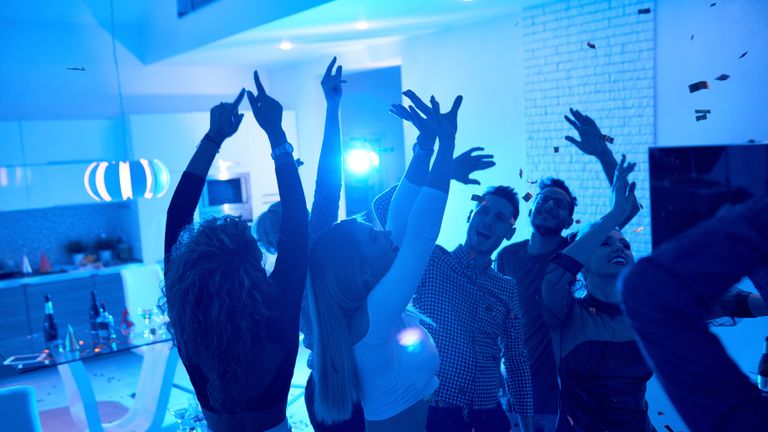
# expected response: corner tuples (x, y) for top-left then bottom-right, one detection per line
(42, 294), (59, 350)
(98, 302), (116, 343)
(89, 291), (101, 344)
(758, 336), (768, 393)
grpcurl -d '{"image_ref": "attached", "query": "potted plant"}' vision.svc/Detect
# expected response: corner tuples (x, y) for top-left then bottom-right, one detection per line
(65, 240), (87, 266)
(93, 235), (116, 266)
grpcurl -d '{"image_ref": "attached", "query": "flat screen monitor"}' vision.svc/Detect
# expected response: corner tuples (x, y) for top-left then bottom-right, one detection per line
(649, 143), (768, 249)
(206, 178), (244, 205)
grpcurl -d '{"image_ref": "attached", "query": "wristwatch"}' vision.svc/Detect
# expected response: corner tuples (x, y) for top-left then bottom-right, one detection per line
(271, 141), (294, 160)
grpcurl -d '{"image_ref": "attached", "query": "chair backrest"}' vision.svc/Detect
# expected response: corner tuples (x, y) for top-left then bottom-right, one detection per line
(0, 386), (42, 432)
(120, 264), (164, 321)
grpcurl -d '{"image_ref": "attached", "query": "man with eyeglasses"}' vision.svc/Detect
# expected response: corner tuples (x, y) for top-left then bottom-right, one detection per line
(496, 109), (638, 431)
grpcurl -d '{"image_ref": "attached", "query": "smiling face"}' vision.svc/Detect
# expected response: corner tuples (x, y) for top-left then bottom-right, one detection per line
(349, 220), (398, 289)
(530, 187), (574, 236)
(585, 230), (634, 277)
(465, 195), (517, 255)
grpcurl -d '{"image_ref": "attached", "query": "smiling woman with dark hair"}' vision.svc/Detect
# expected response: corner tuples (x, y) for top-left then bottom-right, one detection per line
(540, 156), (656, 432)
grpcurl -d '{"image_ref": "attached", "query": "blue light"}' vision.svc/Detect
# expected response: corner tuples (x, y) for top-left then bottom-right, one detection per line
(345, 147), (380, 175)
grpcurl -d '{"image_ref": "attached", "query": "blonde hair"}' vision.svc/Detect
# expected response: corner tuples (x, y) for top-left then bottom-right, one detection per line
(308, 219), (368, 424)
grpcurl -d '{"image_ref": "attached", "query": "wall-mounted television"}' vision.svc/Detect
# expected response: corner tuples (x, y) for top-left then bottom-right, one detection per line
(649, 143), (768, 249)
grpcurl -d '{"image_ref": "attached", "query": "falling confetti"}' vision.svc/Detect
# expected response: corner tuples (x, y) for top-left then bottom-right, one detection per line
(554, 146), (560, 153)
(522, 192), (534, 202)
(65, 66), (86, 71)
(710, 2), (716, 6)
(527, 179), (538, 185)
(715, 74), (730, 81)
(633, 226), (645, 233)
(639, 203), (644, 210)
(690, 34), (695, 41)
(466, 209), (474, 223)
(695, 114), (708, 122)
(295, 158), (305, 167)
(638, 8), (651, 14)
(471, 194), (484, 203)
(695, 109), (711, 114)
(601, 134), (615, 144)
(658, 411), (665, 416)
(688, 81), (710, 93)
(664, 426), (674, 432)
(587, 41), (596, 49)
(739, 51), (748, 59)
(519, 168), (523, 179)
(574, 219), (582, 225)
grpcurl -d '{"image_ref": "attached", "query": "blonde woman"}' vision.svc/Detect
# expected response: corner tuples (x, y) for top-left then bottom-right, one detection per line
(308, 91), (461, 431)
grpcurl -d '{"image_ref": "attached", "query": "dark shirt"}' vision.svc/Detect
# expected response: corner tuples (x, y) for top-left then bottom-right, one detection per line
(621, 195), (768, 432)
(496, 238), (570, 415)
(165, 160), (308, 426)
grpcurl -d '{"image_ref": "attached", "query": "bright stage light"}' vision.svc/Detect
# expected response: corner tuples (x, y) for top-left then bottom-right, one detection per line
(345, 148), (380, 174)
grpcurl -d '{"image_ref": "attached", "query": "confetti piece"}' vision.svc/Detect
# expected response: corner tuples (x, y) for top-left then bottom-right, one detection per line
(695, 114), (708, 122)
(587, 41), (596, 49)
(466, 209), (474, 223)
(65, 66), (86, 71)
(527, 179), (538, 185)
(633, 226), (645, 233)
(519, 168), (523, 179)
(688, 81), (710, 93)
(471, 194), (484, 203)
(658, 411), (665, 416)
(553, 146), (560, 153)
(639, 203), (644, 209)
(295, 158), (304, 167)
(638, 8), (651, 14)
(522, 192), (534, 202)
(574, 219), (582, 224)
(601, 134), (615, 144)
(695, 109), (711, 114)
(664, 426), (674, 432)
(710, 2), (716, 6)
(739, 51), (748, 59)
(715, 74), (730, 81)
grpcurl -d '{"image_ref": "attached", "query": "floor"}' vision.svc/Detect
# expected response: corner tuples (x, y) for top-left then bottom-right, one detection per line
(0, 342), (314, 432)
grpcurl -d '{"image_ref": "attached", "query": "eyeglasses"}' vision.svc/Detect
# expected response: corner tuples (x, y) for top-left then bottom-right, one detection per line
(534, 194), (571, 211)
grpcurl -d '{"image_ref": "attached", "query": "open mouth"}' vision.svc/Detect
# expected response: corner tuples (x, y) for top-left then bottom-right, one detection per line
(609, 255), (628, 265)
(476, 231), (492, 241)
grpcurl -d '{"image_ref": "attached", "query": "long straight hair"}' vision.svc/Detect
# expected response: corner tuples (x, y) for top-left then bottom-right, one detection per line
(308, 220), (369, 424)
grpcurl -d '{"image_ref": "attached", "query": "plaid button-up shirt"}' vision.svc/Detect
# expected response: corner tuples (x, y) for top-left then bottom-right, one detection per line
(374, 185), (533, 416)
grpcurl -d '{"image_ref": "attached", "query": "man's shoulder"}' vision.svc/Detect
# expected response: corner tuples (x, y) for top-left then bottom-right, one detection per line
(498, 239), (530, 257)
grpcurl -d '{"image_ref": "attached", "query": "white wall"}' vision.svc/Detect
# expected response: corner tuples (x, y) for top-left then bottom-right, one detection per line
(657, 0), (768, 147)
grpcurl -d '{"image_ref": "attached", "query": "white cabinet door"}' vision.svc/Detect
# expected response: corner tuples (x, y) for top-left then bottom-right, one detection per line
(25, 163), (95, 208)
(128, 113), (209, 173)
(20, 119), (125, 164)
(0, 167), (30, 211)
(0, 122), (23, 166)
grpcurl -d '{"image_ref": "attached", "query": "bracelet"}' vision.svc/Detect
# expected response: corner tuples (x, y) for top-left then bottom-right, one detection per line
(412, 142), (435, 156)
(201, 133), (223, 151)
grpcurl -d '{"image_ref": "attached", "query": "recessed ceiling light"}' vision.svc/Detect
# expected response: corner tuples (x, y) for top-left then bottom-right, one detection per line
(279, 41), (293, 50)
(355, 21), (370, 30)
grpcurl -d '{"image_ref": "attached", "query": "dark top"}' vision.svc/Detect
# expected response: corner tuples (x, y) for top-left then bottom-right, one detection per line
(543, 254), (655, 432)
(165, 160), (307, 429)
(496, 238), (570, 415)
(621, 195), (768, 432)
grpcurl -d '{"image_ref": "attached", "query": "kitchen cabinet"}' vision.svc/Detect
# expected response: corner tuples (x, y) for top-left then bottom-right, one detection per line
(25, 163), (96, 208)
(0, 121), (23, 166)
(0, 285), (28, 341)
(20, 119), (125, 164)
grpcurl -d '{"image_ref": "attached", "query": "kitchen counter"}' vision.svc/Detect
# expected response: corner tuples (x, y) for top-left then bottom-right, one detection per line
(0, 262), (146, 289)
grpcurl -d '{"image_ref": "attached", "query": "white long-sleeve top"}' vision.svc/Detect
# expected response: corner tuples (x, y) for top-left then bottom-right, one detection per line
(354, 179), (447, 421)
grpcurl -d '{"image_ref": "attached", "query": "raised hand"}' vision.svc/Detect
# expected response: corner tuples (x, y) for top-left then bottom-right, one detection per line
(389, 102), (435, 148)
(206, 88), (246, 142)
(403, 90), (462, 144)
(451, 147), (495, 185)
(321, 57), (346, 109)
(247, 70), (285, 142)
(610, 154), (637, 220)
(564, 108), (610, 158)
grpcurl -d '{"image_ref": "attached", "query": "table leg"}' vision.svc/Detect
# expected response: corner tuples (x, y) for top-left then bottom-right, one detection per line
(57, 360), (105, 432)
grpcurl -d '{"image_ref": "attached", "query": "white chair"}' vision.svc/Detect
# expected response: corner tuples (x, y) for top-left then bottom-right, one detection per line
(0, 385), (43, 432)
(120, 264), (164, 352)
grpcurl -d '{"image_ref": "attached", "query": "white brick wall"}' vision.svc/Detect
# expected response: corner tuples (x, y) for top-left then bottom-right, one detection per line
(523, 0), (654, 257)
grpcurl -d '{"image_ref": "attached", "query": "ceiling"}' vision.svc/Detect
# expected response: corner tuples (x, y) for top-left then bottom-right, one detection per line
(2, 0), (551, 68)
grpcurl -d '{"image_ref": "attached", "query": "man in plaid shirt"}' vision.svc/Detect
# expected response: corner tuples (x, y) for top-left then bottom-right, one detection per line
(373, 176), (534, 432)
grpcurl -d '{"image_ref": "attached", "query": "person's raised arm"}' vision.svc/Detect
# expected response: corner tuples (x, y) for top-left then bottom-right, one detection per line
(165, 90), (246, 257)
(309, 57), (345, 241)
(620, 195), (768, 432)
(247, 71), (308, 292)
(564, 108), (640, 228)
(542, 156), (636, 325)
(366, 94), (460, 340)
